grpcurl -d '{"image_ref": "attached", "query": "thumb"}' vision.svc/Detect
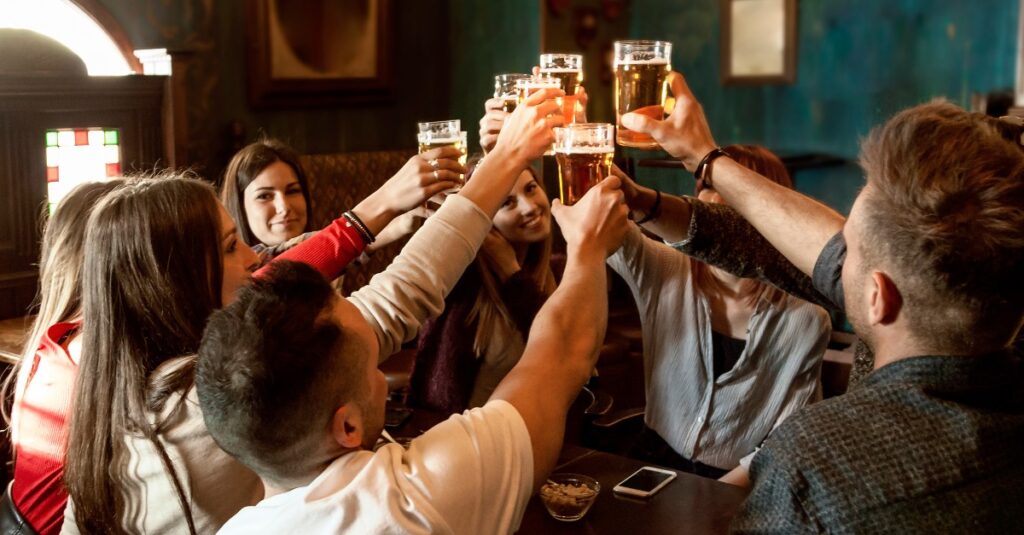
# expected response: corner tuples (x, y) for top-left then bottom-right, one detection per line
(550, 198), (567, 223)
(620, 112), (659, 135)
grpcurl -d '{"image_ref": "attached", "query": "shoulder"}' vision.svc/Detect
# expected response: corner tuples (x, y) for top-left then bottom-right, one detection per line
(772, 295), (832, 333)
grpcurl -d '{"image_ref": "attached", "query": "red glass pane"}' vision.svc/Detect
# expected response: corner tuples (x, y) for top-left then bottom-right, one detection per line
(74, 129), (88, 146)
(106, 163), (121, 177)
(47, 166), (59, 182)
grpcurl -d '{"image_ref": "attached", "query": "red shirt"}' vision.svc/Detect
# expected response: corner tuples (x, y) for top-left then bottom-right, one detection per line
(11, 321), (79, 535)
(10, 216), (365, 533)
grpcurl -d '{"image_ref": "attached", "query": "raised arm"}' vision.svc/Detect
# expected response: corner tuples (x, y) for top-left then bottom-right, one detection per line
(621, 72), (845, 276)
(491, 178), (629, 488)
(349, 88), (565, 358)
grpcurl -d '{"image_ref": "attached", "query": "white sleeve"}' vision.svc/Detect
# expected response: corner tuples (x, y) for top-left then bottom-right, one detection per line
(405, 400), (534, 535)
(348, 195), (492, 360)
(60, 498), (81, 534)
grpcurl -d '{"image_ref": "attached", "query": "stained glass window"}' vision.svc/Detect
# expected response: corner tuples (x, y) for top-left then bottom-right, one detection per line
(45, 127), (121, 212)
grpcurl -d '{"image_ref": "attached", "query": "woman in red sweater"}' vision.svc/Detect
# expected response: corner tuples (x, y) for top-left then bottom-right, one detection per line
(8, 148), (458, 534)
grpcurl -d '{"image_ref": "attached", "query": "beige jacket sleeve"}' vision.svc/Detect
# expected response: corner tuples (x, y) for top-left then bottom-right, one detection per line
(348, 195), (492, 361)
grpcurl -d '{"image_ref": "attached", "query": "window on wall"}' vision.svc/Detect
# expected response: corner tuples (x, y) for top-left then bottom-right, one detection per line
(45, 127), (121, 212)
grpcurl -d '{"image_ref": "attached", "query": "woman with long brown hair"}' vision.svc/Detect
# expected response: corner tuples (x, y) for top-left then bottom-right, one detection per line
(608, 145), (831, 485)
(409, 159), (556, 413)
(3, 180), (123, 535)
(61, 154), (462, 534)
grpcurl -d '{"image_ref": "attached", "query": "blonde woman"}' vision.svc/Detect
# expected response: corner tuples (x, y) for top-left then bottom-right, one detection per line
(409, 160), (556, 413)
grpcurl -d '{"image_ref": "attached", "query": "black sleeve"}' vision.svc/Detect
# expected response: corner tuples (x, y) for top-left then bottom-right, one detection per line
(811, 232), (847, 312)
(671, 199), (839, 312)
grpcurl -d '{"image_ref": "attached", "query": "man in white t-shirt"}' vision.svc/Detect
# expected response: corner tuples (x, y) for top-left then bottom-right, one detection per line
(195, 174), (628, 534)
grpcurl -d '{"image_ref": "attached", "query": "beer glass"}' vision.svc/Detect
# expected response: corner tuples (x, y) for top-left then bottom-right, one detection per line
(516, 75), (563, 155)
(553, 123), (614, 205)
(417, 120), (461, 151)
(540, 53), (583, 122)
(417, 123), (466, 194)
(613, 40), (672, 149)
(495, 74), (530, 113)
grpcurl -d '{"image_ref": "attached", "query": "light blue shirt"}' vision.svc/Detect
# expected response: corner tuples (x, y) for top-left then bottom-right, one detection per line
(608, 224), (830, 469)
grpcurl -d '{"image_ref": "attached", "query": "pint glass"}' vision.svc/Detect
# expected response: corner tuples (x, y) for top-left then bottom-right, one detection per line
(416, 122), (466, 191)
(495, 73), (530, 113)
(553, 123), (614, 205)
(540, 53), (583, 122)
(417, 120), (461, 151)
(613, 40), (672, 149)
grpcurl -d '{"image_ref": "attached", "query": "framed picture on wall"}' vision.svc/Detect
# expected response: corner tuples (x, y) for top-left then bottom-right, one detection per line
(720, 0), (797, 85)
(247, 0), (393, 108)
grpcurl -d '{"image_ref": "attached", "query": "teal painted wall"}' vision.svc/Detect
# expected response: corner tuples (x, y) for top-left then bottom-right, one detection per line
(627, 0), (1019, 214)
(448, 0), (542, 153)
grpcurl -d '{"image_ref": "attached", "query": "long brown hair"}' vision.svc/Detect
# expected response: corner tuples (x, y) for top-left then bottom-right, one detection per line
(220, 138), (313, 246)
(65, 174), (223, 534)
(2, 180), (124, 428)
(466, 162), (555, 356)
(692, 144), (793, 306)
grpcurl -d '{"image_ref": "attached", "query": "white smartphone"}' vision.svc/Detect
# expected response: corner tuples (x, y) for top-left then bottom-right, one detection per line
(612, 466), (677, 498)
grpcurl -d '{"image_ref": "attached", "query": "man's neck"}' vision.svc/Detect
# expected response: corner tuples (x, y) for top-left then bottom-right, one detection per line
(869, 329), (1002, 370)
(263, 479), (289, 499)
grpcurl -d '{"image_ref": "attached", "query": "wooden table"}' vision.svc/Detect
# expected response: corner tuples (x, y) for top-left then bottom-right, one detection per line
(518, 444), (748, 534)
(389, 406), (749, 534)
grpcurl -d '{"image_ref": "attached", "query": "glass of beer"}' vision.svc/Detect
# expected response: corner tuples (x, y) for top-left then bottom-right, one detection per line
(553, 123), (614, 205)
(495, 74), (530, 113)
(515, 75), (563, 104)
(540, 53), (583, 122)
(614, 40), (672, 149)
(417, 123), (466, 194)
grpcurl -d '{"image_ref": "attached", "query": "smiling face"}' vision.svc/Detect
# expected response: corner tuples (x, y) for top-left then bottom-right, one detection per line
(492, 170), (551, 244)
(242, 160), (309, 246)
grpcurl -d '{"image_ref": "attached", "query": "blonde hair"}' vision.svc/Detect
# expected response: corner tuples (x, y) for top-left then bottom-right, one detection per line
(2, 179), (124, 426)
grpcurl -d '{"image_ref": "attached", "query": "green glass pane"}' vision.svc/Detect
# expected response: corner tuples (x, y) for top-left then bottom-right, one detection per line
(104, 129), (118, 145)
(46, 130), (58, 147)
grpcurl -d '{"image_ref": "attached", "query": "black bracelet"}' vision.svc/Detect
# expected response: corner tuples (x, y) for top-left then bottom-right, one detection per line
(636, 189), (662, 224)
(693, 147), (731, 190)
(343, 211), (376, 244)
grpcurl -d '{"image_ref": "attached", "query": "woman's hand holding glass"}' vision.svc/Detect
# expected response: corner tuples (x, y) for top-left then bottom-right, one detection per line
(351, 147), (464, 238)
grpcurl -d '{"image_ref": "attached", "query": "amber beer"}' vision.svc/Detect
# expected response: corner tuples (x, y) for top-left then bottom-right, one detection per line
(540, 54), (583, 123)
(554, 123), (614, 205)
(614, 40), (672, 149)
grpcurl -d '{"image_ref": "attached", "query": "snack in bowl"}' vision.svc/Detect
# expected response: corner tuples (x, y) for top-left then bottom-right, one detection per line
(539, 473), (601, 521)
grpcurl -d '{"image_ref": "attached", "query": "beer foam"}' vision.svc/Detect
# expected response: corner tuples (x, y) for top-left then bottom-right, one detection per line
(541, 68), (582, 73)
(614, 58), (670, 65)
(554, 146), (614, 154)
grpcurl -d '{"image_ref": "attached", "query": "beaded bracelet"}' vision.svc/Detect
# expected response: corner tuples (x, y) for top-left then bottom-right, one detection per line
(343, 211), (376, 245)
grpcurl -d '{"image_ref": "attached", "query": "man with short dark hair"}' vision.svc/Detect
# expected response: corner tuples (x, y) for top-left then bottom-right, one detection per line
(196, 174), (629, 534)
(622, 76), (1024, 531)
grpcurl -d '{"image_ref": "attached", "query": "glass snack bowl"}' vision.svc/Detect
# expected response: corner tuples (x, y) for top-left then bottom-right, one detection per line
(539, 473), (601, 521)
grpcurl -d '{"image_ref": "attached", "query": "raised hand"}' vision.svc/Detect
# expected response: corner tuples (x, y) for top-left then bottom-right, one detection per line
(551, 176), (629, 259)
(493, 87), (566, 165)
(620, 71), (717, 170)
(379, 147), (465, 213)
(479, 97), (508, 154)
(351, 147), (462, 237)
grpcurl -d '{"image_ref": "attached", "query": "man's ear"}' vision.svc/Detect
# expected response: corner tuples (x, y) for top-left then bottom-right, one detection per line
(868, 271), (903, 326)
(330, 403), (364, 449)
